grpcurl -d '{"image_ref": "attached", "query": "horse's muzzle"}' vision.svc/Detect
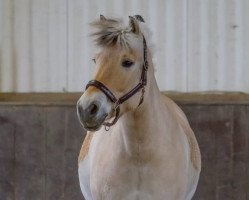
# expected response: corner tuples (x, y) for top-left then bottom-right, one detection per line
(77, 101), (107, 131)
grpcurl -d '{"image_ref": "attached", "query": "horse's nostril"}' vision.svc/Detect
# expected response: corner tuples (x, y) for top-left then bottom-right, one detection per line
(89, 103), (99, 115)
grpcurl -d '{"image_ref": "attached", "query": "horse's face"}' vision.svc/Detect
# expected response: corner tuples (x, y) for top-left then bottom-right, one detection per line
(77, 15), (146, 131)
(95, 46), (143, 93)
(77, 44), (144, 131)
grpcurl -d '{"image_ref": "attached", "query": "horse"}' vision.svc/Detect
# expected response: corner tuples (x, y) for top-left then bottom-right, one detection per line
(77, 15), (201, 200)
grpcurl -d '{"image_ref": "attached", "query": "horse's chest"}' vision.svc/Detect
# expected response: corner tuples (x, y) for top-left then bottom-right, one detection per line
(91, 160), (155, 200)
(85, 131), (188, 200)
(89, 148), (167, 199)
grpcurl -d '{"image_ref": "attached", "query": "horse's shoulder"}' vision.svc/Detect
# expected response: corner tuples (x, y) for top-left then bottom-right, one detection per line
(161, 94), (201, 171)
(78, 131), (94, 163)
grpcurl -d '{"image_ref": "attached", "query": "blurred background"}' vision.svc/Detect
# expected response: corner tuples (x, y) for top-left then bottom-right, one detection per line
(0, 0), (249, 200)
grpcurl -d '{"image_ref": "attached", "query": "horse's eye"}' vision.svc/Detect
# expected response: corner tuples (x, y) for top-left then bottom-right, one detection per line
(122, 60), (134, 68)
(92, 58), (96, 64)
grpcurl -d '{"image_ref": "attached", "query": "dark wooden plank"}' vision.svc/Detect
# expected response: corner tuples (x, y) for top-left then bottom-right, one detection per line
(14, 106), (45, 200)
(247, 106), (249, 199)
(225, 105), (249, 200)
(182, 105), (217, 200)
(1, 92), (249, 105)
(233, 105), (248, 154)
(0, 93), (81, 106)
(0, 107), (15, 200)
(45, 107), (67, 200)
(214, 106), (234, 190)
(243, 106), (249, 199)
(231, 152), (247, 200)
(169, 92), (249, 105)
(232, 105), (248, 199)
(64, 107), (85, 200)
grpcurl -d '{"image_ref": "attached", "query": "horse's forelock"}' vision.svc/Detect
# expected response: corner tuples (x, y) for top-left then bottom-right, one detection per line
(90, 18), (135, 49)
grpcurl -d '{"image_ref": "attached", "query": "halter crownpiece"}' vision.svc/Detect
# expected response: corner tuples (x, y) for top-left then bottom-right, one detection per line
(86, 16), (148, 130)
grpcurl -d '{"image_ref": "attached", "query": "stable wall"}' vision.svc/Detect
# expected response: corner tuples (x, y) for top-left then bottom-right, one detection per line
(0, 93), (248, 200)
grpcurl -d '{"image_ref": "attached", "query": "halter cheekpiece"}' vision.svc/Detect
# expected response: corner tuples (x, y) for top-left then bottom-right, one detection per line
(85, 35), (149, 130)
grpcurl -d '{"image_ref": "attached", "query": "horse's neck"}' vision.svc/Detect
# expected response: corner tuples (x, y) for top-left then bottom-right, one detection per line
(113, 69), (172, 155)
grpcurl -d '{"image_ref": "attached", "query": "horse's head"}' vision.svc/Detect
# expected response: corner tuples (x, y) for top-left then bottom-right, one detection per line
(77, 15), (150, 131)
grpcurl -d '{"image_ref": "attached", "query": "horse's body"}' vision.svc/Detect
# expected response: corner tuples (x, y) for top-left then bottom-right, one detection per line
(77, 15), (201, 200)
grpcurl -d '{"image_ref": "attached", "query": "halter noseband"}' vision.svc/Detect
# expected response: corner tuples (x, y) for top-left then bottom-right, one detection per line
(85, 36), (148, 130)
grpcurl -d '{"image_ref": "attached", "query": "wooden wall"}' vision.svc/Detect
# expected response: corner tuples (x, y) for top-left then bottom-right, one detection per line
(0, 93), (248, 200)
(0, 105), (84, 200)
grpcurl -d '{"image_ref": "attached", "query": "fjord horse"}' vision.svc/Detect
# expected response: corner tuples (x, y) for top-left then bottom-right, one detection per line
(77, 15), (201, 200)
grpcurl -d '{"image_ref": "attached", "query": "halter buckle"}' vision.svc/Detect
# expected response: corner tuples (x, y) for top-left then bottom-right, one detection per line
(144, 60), (148, 71)
(113, 101), (120, 111)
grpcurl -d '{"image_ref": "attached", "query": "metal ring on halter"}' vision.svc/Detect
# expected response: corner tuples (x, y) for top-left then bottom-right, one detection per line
(105, 125), (110, 131)
(103, 105), (120, 128)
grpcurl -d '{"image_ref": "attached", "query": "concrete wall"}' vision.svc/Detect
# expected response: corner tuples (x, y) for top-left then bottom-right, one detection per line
(0, 93), (249, 199)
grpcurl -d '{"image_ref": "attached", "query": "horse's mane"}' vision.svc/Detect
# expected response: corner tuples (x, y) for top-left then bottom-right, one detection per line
(90, 18), (131, 48)
(90, 15), (155, 62)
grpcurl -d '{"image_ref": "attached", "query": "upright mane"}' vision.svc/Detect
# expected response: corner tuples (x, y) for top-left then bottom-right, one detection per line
(90, 15), (149, 49)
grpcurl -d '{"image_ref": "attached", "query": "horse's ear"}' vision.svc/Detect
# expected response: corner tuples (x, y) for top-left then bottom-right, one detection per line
(129, 16), (140, 34)
(100, 14), (107, 21)
(134, 15), (145, 23)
